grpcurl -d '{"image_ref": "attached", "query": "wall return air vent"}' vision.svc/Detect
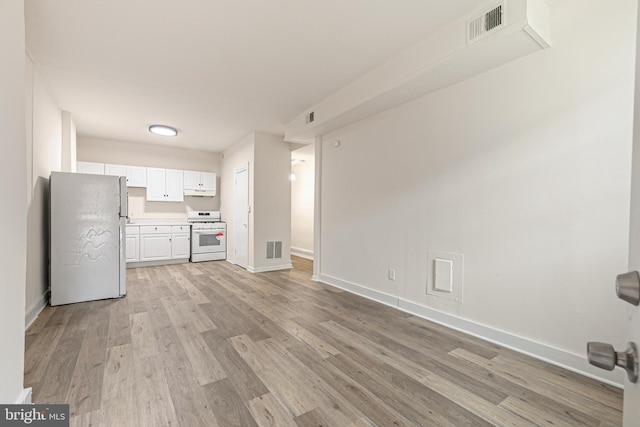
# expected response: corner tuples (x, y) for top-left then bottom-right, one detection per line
(468, 3), (504, 43)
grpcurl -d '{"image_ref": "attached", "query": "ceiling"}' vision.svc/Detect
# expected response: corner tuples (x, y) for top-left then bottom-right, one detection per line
(26, 0), (493, 153)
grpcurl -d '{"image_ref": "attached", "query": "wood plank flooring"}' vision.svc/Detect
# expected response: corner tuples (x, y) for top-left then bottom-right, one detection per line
(25, 256), (623, 426)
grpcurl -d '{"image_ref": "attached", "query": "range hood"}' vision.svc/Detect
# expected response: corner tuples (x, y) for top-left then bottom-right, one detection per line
(184, 189), (216, 197)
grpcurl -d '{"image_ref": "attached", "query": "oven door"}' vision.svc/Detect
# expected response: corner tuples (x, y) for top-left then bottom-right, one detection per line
(192, 228), (226, 254)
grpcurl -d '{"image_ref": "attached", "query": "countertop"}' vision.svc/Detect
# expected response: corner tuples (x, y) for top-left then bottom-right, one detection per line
(126, 218), (190, 226)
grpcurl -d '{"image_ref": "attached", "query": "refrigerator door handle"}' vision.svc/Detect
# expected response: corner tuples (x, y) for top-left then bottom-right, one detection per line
(119, 176), (128, 218)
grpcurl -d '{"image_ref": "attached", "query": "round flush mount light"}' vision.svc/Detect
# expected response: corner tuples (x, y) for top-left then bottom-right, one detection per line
(149, 124), (178, 137)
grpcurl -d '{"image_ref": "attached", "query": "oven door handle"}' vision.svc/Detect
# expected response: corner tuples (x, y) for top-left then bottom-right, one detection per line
(193, 230), (224, 234)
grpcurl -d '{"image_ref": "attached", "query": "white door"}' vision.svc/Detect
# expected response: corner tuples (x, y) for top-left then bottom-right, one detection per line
(171, 233), (190, 259)
(125, 234), (139, 262)
(201, 172), (216, 191)
(623, 8), (640, 424)
(590, 10), (640, 424)
(234, 164), (249, 269)
(146, 167), (166, 201)
(165, 169), (184, 202)
(183, 170), (201, 190)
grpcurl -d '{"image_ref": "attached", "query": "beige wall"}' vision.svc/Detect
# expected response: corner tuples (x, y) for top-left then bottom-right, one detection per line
(77, 136), (221, 219)
(61, 111), (76, 172)
(253, 133), (292, 271)
(316, 0), (635, 383)
(221, 132), (292, 272)
(25, 56), (63, 327)
(1, 0), (28, 403)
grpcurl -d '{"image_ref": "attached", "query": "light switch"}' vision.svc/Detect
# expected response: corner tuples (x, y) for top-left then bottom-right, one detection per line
(434, 258), (453, 293)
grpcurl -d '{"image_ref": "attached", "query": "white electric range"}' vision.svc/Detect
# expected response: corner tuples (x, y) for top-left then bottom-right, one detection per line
(188, 211), (227, 262)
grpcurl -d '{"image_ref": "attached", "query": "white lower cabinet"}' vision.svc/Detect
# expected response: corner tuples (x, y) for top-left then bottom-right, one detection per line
(140, 225), (172, 261)
(129, 224), (190, 265)
(125, 226), (140, 262)
(171, 225), (190, 259)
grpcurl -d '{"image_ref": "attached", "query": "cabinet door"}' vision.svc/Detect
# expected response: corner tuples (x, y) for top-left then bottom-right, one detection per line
(105, 164), (127, 177)
(146, 167), (166, 201)
(171, 233), (190, 259)
(165, 169), (184, 202)
(77, 161), (104, 175)
(201, 172), (216, 191)
(140, 234), (171, 261)
(126, 166), (147, 187)
(125, 234), (139, 262)
(183, 170), (200, 190)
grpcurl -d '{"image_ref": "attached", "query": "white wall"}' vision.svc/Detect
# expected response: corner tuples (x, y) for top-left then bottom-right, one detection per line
(61, 111), (76, 172)
(253, 133), (292, 271)
(25, 56), (63, 327)
(77, 136), (220, 218)
(291, 144), (315, 258)
(318, 0), (635, 381)
(1, 0), (28, 403)
(220, 132), (292, 271)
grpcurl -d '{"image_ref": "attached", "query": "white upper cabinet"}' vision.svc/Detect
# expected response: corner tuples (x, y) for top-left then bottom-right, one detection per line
(77, 161), (104, 175)
(183, 170), (216, 191)
(104, 163), (127, 177)
(201, 172), (216, 191)
(146, 167), (183, 202)
(105, 164), (147, 187)
(165, 169), (184, 201)
(126, 166), (147, 187)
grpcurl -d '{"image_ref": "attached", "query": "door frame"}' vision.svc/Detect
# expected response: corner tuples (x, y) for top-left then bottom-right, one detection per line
(234, 163), (249, 269)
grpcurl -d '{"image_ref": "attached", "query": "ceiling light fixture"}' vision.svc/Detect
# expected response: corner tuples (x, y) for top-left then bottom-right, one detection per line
(149, 124), (178, 137)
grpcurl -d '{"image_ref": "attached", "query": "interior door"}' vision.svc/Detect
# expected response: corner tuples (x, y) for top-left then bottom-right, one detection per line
(234, 164), (249, 269)
(623, 7), (640, 423)
(585, 8), (640, 423)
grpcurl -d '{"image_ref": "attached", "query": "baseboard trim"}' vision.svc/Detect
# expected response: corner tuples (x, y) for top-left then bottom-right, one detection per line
(127, 258), (189, 268)
(290, 247), (314, 260)
(318, 274), (624, 388)
(248, 263), (294, 273)
(16, 388), (32, 404)
(25, 292), (48, 331)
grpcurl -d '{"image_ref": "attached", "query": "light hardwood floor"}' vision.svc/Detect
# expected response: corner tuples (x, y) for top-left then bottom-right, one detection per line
(25, 256), (622, 426)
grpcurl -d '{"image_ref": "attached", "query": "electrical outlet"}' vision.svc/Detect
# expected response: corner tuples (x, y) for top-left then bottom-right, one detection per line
(388, 268), (396, 281)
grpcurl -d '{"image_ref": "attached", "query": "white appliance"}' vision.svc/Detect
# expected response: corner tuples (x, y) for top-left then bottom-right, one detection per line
(188, 211), (226, 262)
(50, 172), (127, 305)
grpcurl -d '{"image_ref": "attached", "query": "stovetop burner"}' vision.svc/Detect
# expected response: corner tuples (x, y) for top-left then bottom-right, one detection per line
(187, 210), (221, 223)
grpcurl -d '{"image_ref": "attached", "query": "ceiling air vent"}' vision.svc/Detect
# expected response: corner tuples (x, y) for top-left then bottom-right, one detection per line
(467, 3), (504, 43)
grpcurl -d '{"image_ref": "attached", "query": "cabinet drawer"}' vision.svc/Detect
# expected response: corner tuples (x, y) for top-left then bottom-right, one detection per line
(140, 225), (172, 234)
(126, 225), (140, 235)
(171, 225), (190, 233)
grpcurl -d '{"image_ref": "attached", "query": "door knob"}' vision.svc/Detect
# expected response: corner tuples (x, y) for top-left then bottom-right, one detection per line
(587, 341), (638, 383)
(616, 271), (640, 306)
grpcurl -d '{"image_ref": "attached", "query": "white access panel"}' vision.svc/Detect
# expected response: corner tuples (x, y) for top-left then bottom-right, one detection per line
(433, 258), (454, 292)
(426, 250), (464, 303)
(50, 172), (122, 305)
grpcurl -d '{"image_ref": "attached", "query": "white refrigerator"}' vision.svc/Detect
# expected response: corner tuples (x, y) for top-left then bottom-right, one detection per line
(50, 172), (127, 306)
